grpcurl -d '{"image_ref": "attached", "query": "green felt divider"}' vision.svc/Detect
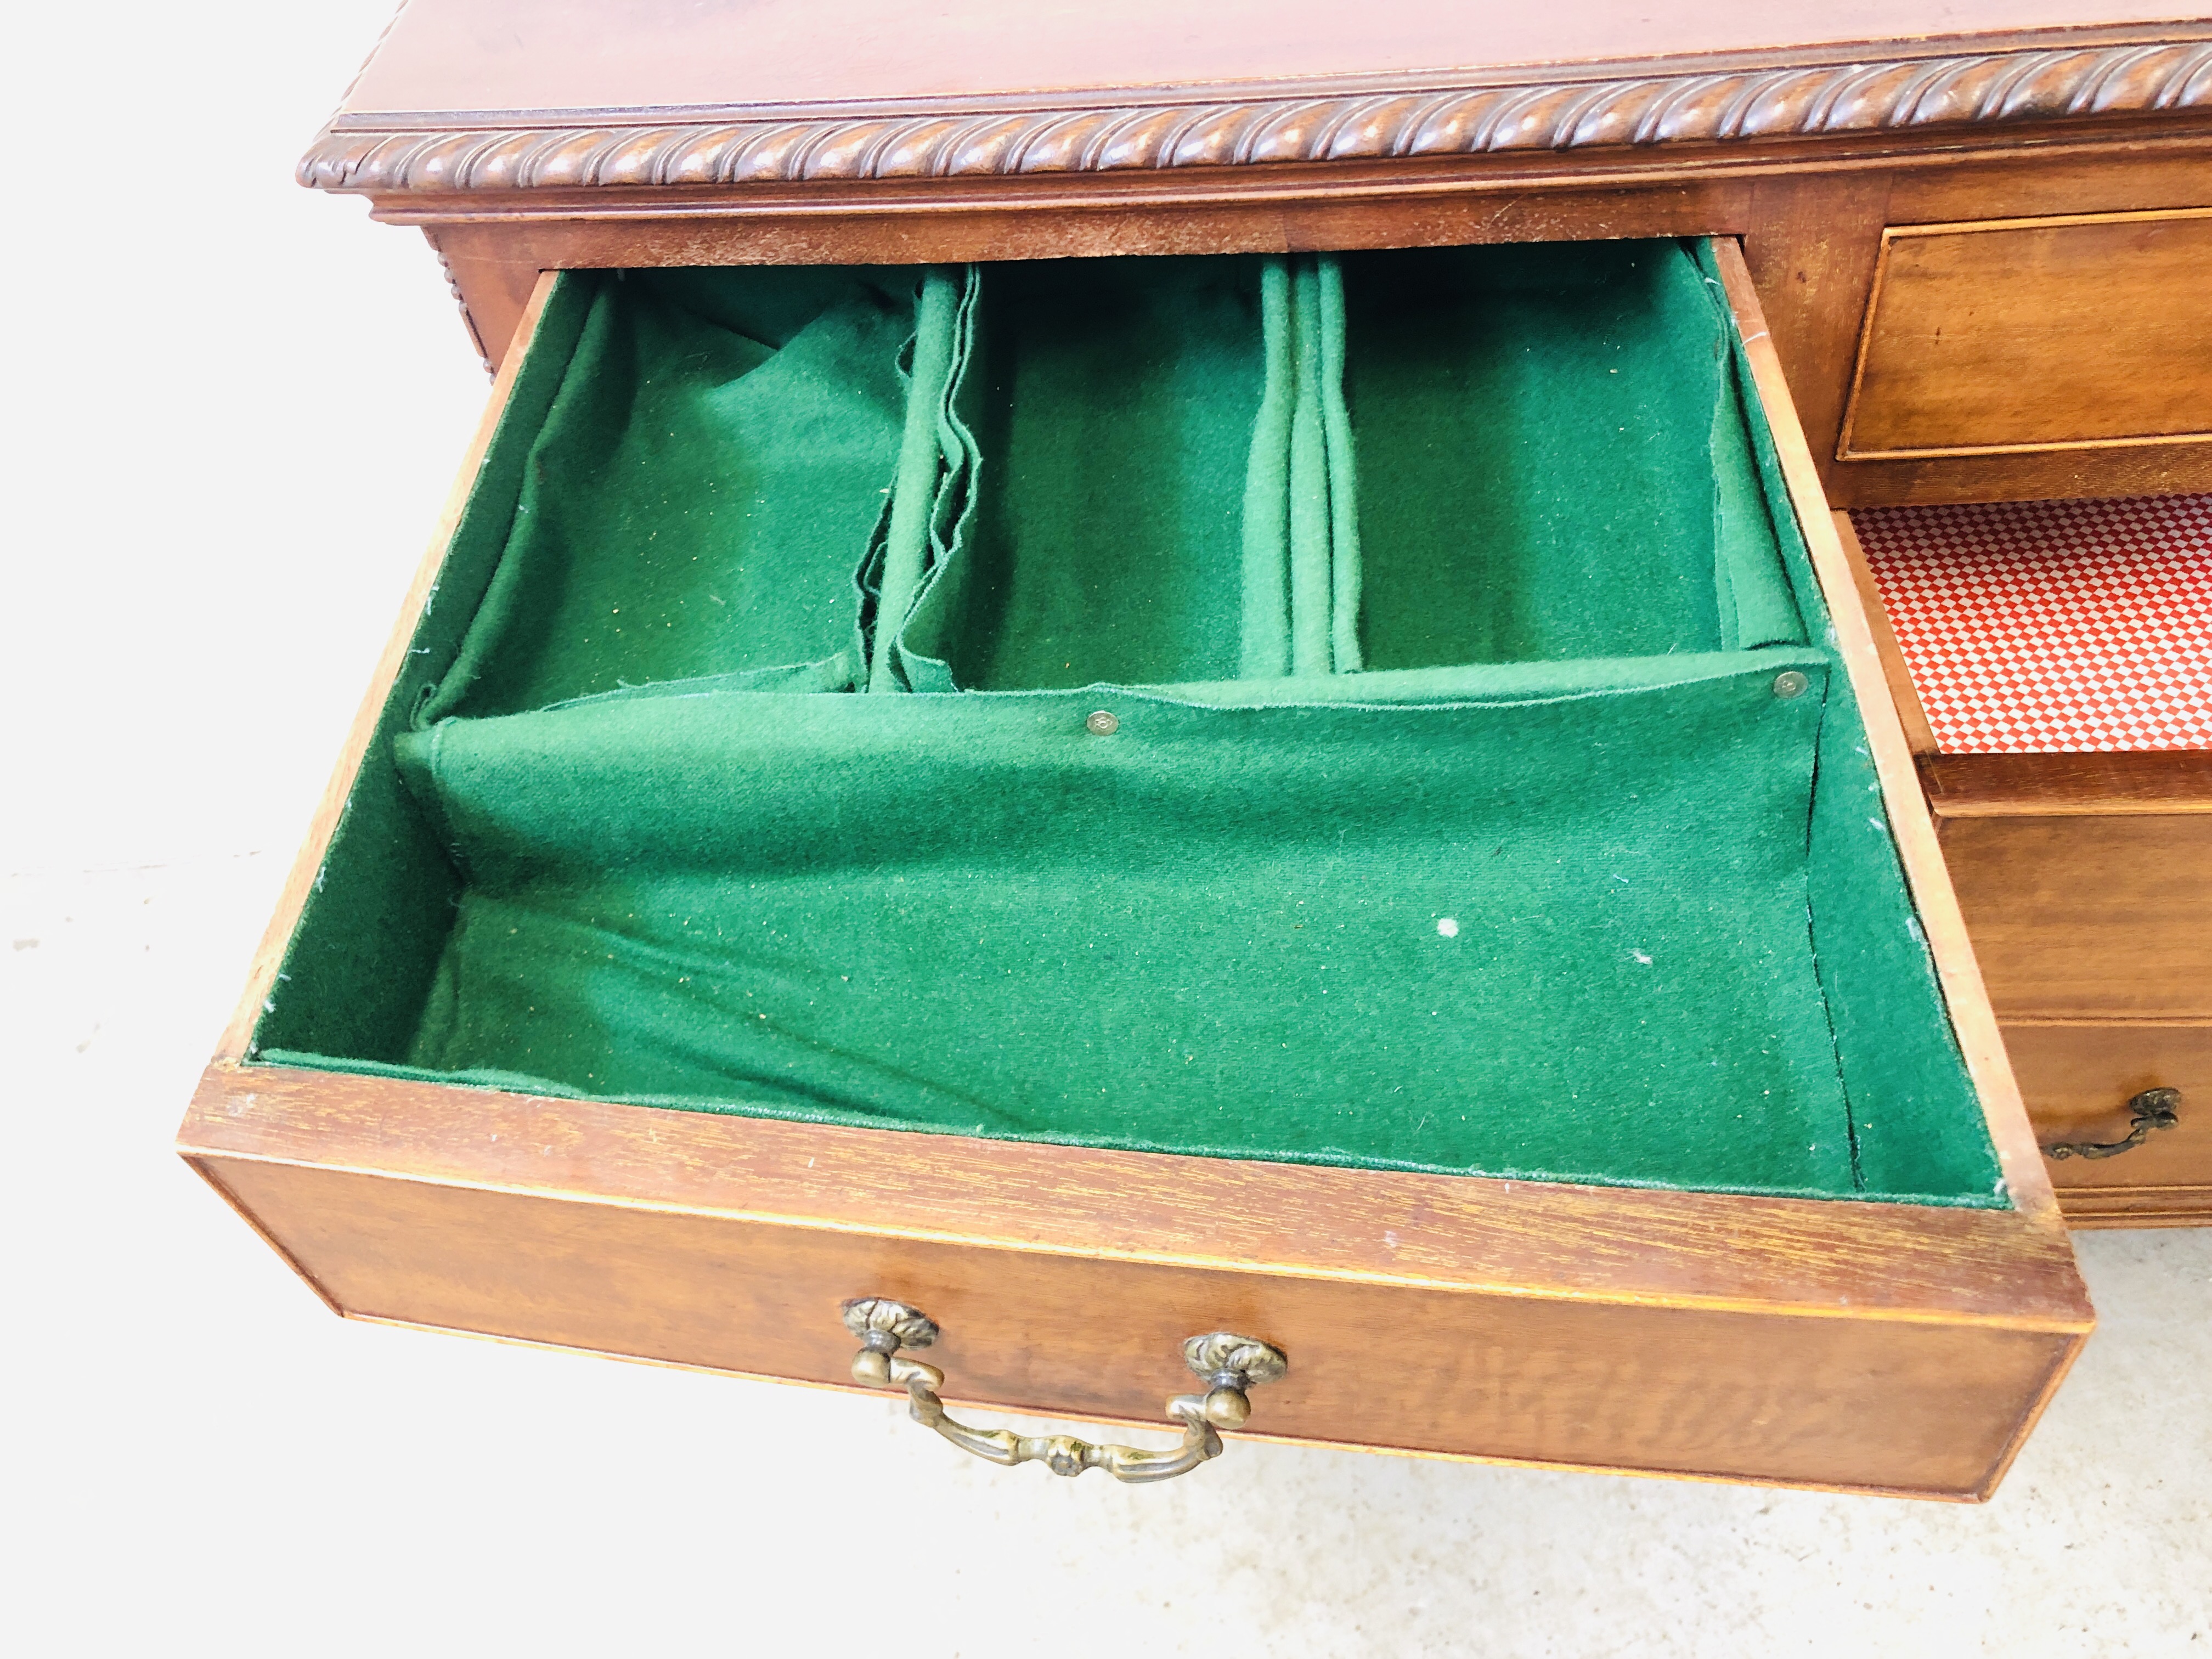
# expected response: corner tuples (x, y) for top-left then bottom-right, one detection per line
(1240, 256), (1295, 679)
(1317, 256), (1364, 676)
(867, 267), (963, 694)
(251, 242), (2002, 1207)
(1287, 257), (1335, 676)
(373, 653), (1849, 1193)
(1236, 255), (1357, 679)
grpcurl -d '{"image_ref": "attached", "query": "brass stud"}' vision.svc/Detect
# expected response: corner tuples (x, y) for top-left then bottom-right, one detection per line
(1085, 709), (1119, 736)
(1772, 670), (1810, 700)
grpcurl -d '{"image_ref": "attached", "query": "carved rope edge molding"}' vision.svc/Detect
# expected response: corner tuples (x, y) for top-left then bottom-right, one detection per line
(301, 42), (2212, 191)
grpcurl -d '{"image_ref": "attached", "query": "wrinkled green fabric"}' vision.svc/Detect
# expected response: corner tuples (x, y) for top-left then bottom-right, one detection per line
(901, 257), (1260, 690)
(375, 654), (1848, 1191)
(1340, 242), (1804, 669)
(252, 241), (2003, 1207)
(421, 267), (917, 717)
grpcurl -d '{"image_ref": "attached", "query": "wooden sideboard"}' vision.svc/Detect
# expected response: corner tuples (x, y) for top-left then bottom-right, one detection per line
(298, 2), (2212, 515)
(178, 2), (2212, 1496)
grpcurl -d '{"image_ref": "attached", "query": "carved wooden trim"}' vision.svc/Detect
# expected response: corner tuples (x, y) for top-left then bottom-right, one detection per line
(421, 231), (494, 375)
(301, 38), (2212, 193)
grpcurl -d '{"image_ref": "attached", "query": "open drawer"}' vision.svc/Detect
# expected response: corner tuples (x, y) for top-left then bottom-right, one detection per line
(178, 238), (2090, 1498)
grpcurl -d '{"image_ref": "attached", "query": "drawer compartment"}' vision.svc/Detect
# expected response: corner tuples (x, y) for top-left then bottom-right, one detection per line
(181, 239), (2087, 1497)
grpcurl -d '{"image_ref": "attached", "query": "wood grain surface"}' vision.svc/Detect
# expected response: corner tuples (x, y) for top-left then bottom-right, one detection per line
(1940, 815), (2212, 1020)
(421, 177), (1762, 370)
(1883, 148), (2212, 223)
(2007, 1021), (2212, 1224)
(183, 1063), (2086, 1327)
(1742, 174), (1895, 494)
(336, 2), (2210, 116)
(1833, 510), (1940, 755)
(1839, 210), (2212, 459)
(181, 1061), (2085, 1497)
(176, 240), (2093, 1497)
(301, 3), (2212, 196)
(1921, 751), (2212, 816)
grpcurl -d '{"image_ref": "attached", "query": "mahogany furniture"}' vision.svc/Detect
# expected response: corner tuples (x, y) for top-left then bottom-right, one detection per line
(182, 2), (2212, 1496)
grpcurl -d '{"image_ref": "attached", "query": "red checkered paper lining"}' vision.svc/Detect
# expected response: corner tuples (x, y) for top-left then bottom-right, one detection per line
(1853, 494), (2211, 753)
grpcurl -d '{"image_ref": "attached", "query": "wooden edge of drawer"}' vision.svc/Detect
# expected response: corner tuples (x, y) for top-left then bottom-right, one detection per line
(180, 1060), (2090, 1332)
(1919, 751), (2212, 817)
(2060, 1189), (2212, 1226)
(1714, 241), (2069, 1237)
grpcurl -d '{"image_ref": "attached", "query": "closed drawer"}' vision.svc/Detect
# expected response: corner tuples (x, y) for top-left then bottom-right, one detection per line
(1942, 815), (2212, 1020)
(1848, 498), (2210, 1226)
(2008, 1022), (2211, 1226)
(1838, 209), (2212, 461)
(179, 238), (2086, 1499)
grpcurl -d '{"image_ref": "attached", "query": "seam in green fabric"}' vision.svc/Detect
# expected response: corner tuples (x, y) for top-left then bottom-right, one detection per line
(1316, 255), (1364, 674)
(1241, 257), (1295, 677)
(1696, 235), (1999, 1206)
(1802, 685), (1869, 1195)
(1288, 257), (1335, 675)
(868, 267), (962, 693)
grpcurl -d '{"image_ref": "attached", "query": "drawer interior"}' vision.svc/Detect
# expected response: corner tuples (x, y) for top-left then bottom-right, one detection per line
(250, 239), (2004, 1207)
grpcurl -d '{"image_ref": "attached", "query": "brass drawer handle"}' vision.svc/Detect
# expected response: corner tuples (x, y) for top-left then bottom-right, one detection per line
(2044, 1087), (2182, 1161)
(840, 1297), (1288, 1483)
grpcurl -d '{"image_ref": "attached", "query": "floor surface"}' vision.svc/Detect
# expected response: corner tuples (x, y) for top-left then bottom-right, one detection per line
(4, 4), (2207, 1652)
(7, 855), (2209, 1655)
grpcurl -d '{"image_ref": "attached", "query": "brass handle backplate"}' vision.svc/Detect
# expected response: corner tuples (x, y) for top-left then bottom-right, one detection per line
(2044, 1086), (2182, 1161)
(840, 1297), (1288, 1483)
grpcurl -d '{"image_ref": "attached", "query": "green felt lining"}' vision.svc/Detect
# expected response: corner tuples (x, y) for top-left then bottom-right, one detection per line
(251, 241), (2004, 1207)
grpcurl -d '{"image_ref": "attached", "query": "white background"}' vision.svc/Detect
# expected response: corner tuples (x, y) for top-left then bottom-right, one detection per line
(3, 4), (2207, 1653)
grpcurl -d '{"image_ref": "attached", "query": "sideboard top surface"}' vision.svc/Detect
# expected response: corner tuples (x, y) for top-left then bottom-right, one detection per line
(342, 0), (2207, 117)
(304, 2), (2212, 196)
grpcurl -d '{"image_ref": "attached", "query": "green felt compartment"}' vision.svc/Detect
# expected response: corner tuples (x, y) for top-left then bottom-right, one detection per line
(422, 266), (920, 716)
(252, 242), (2004, 1207)
(1340, 241), (1804, 669)
(898, 257), (1263, 691)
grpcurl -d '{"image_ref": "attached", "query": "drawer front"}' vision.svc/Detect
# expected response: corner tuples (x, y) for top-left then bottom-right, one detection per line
(180, 244), (2089, 1498)
(1942, 814), (2212, 1019)
(2010, 1022), (2212, 1226)
(1837, 209), (2212, 461)
(187, 1062), (2084, 1497)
